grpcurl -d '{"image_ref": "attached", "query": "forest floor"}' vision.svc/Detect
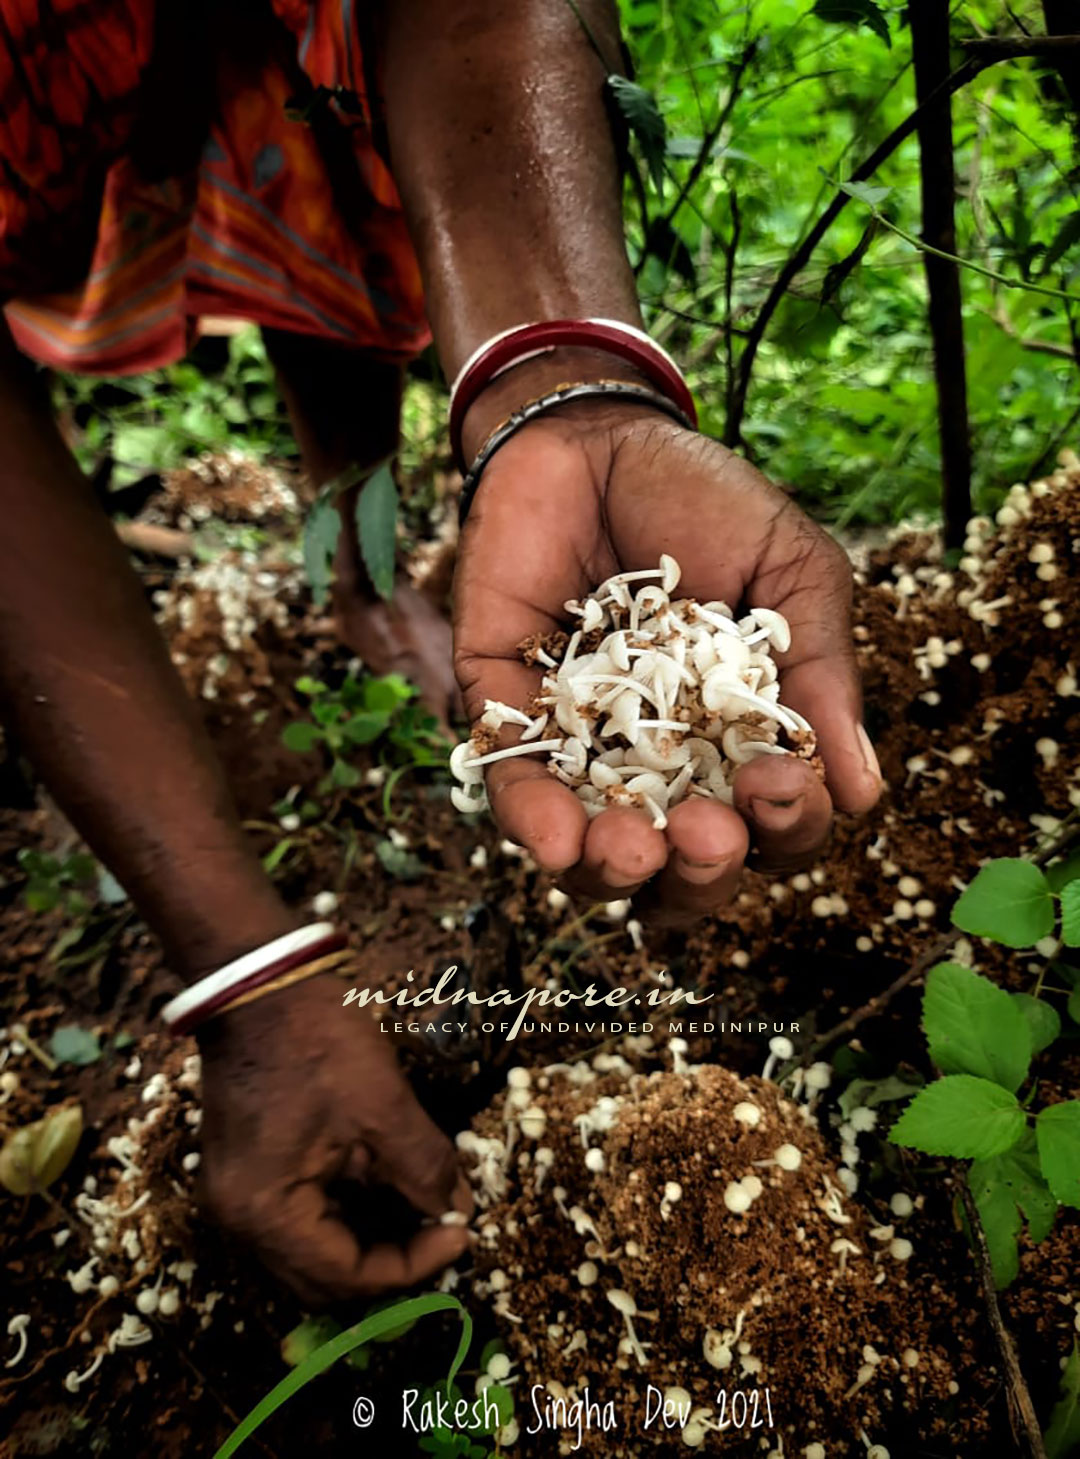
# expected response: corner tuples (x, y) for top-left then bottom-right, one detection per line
(1, 451), (1078, 1459)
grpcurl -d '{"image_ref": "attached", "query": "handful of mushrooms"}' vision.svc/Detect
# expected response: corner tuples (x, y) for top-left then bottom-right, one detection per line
(450, 555), (818, 830)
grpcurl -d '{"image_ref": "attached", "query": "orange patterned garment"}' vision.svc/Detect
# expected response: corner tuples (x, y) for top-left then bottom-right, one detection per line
(0, 0), (431, 372)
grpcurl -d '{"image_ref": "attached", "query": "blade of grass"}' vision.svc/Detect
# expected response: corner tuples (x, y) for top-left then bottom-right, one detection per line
(211, 1293), (472, 1459)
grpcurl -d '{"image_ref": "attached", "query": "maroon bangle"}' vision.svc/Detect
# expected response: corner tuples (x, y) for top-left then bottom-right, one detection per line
(448, 319), (697, 473)
(166, 931), (348, 1036)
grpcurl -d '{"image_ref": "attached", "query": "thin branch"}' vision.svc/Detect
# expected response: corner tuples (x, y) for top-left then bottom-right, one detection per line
(861, 204), (1080, 303)
(987, 302), (1080, 363)
(724, 55), (985, 446)
(962, 33), (1080, 61)
(661, 42), (757, 233)
(959, 1178), (1048, 1459)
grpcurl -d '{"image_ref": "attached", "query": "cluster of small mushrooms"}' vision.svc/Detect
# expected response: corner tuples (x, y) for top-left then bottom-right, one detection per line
(450, 556), (817, 827)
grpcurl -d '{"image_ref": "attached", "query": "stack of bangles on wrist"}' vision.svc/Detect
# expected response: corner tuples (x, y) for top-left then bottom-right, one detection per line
(449, 318), (698, 524)
(160, 924), (351, 1036)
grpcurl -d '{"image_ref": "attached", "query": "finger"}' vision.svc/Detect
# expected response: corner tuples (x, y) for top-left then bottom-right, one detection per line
(648, 798), (749, 921)
(780, 658), (881, 816)
(265, 1182), (468, 1303)
(371, 1089), (471, 1220)
(732, 753), (833, 871)
(558, 804), (669, 902)
(456, 654), (589, 873)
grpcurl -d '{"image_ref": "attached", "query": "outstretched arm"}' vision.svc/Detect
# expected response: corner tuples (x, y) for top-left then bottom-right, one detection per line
(0, 323), (468, 1298)
(381, 0), (881, 919)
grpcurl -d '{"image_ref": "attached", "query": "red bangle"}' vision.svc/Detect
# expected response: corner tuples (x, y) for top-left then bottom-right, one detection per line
(163, 929), (348, 1036)
(448, 319), (697, 472)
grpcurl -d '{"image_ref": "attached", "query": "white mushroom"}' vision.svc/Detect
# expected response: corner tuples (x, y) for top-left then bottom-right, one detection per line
(5, 1314), (30, 1368)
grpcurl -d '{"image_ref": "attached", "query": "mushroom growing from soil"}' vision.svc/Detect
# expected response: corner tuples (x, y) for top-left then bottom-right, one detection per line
(450, 556), (818, 823)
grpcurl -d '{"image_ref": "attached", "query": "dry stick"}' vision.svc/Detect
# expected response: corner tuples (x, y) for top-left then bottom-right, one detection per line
(959, 1178), (1048, 1459)
(800, 808), (1080, 1066)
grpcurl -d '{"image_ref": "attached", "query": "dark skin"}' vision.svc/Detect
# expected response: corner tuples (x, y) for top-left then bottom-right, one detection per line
(0, 0), (879, 1300)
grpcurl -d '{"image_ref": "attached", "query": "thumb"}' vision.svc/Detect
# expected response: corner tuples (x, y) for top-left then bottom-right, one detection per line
(372, 1088), (473, 1221)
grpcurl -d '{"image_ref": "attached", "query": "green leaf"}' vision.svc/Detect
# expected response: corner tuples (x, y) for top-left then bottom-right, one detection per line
(839, 179), (892, 208)
(211, 1294), (473, 1459)
(812, 0), (891, 46)
(970, 1167), (1022, 1288)
(25, 882), (60, 913)
(1061, 880), (1080, 948)
(970, 1131), (1058, 1288)
(607, 74), (667, 191)
(1011, 993), (1061, 1057)
(302, 493), (341, 609)
(48, 1025), (102, 1067)
(0, 1105), (83, 1195)
(1070, 984), (1080, 1027)
(952, 859), (1055, 948)
(294, 676), (326, 698)
(1036, 1102), (1080, 1207)
(888, 1076), (1027, 1159)
(355, 462), (399, 603)
(328, 758), (361, 789)
(376, 839), (427, 881)
(363, 675), (413, 715)
(281, 721), (322, 754)
(1046, 854), (1080, 894)
(922, 963), (1032, 1091)
(341, 712), (390, 746)
(1045, 1341), (1080, 1459)
(837, 1072), (924, 1119)
(281, 1316), (343, 1368)
(1043, 211), (1080, 275)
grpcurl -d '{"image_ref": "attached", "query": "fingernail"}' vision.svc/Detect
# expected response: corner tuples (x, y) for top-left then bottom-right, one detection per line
(856, 723), (881, 782)
(749, 794), (805, 832)
(675, 854), (734, 885)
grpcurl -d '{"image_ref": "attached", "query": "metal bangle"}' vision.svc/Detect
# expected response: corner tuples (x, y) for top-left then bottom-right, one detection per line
(458, 379), (694, 526)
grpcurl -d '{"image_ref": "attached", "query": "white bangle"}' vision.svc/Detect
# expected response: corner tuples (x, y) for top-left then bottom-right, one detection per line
(161, 923), (337, 1031)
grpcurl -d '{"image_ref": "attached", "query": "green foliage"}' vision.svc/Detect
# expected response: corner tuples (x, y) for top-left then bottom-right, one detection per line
(17, 849), (97, 918)
(281, 672), (448, 800)
(618, 0), (1080, 524)
(1062, 881), (1080, 947)
(213, 1294), (473, 1459)
(888, 852), (1080, 1288)
(922, 962), (1031, 1090)
(951, 859), (1055, 948)
(1045, 1342), (1080, 1459)
(48, 1026), (103, 1067)
(608, 74), (667, 190)
(302, 494), (342, 610)
(889, 1075), (1026, 1159)
(356, 462), (400, 603)
(54, 330), (293, 485)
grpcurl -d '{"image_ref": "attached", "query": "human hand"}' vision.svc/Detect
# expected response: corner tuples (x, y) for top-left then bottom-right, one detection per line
(198, 973), (471, 1304)
(453, 403), (882, 923)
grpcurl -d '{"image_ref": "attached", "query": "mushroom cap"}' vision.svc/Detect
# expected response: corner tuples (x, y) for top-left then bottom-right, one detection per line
(606, 1287), (638, 1316)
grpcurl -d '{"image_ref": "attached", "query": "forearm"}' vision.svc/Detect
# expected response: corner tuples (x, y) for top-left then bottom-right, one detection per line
(0, 327), (294, 979)
(381, 0), (642, 433)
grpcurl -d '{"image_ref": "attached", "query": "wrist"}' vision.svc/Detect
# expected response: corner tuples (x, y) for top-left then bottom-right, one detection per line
(459, 345), (655, 462)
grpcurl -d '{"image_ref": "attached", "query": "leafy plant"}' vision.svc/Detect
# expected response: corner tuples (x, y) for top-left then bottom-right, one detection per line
(888, 855), (1080, 1288)
(0, 1104), (84, 1196)
(281, 672), (448, 802)
(212, 1293), (472, 1459)
(17, 849), (97, 918)
(302, 459), (400, 608)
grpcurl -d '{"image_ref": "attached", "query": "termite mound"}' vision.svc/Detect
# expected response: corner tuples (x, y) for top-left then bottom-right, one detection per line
(461, 1054), (989, 1456)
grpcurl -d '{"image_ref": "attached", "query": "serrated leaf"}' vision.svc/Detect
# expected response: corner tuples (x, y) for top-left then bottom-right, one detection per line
(355, 463), (398, 603)
(970, 1168), (1022, 1288)
(813, 0), (891, 46)
(1062, 880), (1080, 948)
(923, 963), (1032, 1091)
(952, 858), (1055, 948)
(48, 1025), (102, 1067)
(1045, 1341), (1080, 1459)
(1011, 993), (1061, 1057)
(970, 1131), (1058, 1289)
(888, 1076), (1026, 1159)
(839, 179), (893, 208)
(607, 74), (667, 191)
(302, 493), (341, 609)
(1036, 1102), (1080, 1207)
(281, 721), (322, 754)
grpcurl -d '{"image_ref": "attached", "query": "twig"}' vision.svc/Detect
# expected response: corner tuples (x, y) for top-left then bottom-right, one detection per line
(661, 44), (757, 233)
(962, 33), (1080, 61)
(801, 809), (1080, 1064)
(959, 1177), (1048, 1459)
